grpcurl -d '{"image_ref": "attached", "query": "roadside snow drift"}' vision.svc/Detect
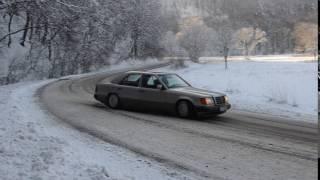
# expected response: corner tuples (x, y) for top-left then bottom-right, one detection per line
(158, 61), (317, 122)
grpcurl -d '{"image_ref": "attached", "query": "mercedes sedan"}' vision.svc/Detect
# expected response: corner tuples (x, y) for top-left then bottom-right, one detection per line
(94, 71), (231, 118)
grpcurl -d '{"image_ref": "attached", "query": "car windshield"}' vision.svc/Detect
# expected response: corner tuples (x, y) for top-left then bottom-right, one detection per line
(158, 74), (189, 89)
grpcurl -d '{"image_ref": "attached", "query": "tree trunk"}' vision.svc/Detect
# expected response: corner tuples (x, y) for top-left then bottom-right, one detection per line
(244, 41), (249, 59)
(7, 14), (13, 47)
(131, 36), (138, 58)
(20, 12), (30, 46)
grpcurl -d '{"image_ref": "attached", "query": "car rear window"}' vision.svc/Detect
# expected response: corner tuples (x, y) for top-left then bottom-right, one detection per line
(120, 74), (142, 87)
(141, 75), (160, 89)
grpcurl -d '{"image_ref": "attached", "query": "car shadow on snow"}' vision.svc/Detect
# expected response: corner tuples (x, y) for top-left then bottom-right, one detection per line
(88, 102), (224, 123)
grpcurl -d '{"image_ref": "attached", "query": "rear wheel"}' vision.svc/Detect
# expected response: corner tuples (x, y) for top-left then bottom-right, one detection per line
(176, 101), (194, 118)
(107, 94), (120, 109)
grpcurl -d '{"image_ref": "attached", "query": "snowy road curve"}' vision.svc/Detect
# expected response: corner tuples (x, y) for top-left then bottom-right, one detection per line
(40, 63), (318, 180)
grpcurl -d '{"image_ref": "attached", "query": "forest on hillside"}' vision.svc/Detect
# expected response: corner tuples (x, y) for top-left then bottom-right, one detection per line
(0, 0), (317, 84)
(161, 0), (317, 59)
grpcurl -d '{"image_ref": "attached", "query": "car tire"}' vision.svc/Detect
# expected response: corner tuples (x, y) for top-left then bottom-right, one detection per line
(107, 94), (120, 109)
(176, 100), (194, 118)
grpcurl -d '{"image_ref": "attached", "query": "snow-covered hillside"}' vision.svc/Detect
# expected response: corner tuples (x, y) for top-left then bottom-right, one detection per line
(158, 61), (317, 122)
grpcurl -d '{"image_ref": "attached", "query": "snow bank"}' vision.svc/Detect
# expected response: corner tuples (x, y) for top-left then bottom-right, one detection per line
(164, 54), (317, 63)
(59, 58), (162, 80)
(158, 61), (317, 123)
(0, 73), (192, 179)
(200, 54), (317, 62)
(110, 58), (161, 69)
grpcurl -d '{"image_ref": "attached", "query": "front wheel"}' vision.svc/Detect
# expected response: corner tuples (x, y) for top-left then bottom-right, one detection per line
(107, 94), (120, 109)
(176, 101), (194, 118)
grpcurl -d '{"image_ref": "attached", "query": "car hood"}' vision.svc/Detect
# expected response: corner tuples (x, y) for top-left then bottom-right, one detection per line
(170, 86), (225, 97)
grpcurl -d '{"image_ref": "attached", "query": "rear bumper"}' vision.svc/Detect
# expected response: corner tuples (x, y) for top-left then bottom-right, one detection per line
(195, 104), (231, 115)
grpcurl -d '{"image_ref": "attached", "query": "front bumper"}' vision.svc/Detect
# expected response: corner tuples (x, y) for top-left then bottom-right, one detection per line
(195, 104), (231, 115)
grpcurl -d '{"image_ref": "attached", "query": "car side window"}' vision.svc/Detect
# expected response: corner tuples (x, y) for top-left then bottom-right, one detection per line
(141, 75), (160, 89)
(120, 74), (142, 87)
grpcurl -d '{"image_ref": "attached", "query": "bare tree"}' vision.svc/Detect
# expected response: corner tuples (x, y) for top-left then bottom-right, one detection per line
(178, 24), (210, 63)
(292, 22), (318, 54)
(161, 31), (183, 57)
(161, 31), (187, 68)
(126, 0), (164, 59)
(233, 27), (267, 59)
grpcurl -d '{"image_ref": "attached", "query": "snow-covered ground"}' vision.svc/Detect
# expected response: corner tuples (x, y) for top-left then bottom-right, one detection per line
(0, 61), (194, 180)
(158, 61), (317, 123)
(0, 59), (316, 179)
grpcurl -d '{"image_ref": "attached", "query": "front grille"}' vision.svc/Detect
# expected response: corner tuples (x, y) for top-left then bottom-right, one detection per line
(214, 96), (225, 105)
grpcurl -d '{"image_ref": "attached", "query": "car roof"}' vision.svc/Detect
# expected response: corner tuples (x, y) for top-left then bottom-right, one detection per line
(125, 71), (175, 75)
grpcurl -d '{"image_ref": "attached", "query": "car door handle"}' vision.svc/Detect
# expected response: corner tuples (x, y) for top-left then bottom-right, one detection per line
(138, 89), (145, 93)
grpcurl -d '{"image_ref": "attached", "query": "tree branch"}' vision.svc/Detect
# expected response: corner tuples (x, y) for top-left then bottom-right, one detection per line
(0, 26), (45, 43)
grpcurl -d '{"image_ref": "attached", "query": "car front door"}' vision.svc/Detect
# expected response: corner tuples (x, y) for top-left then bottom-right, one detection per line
(138, 74), (168, 111)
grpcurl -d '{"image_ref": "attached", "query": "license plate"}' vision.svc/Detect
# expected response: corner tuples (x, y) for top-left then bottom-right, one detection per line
(220, 107), (227, 112)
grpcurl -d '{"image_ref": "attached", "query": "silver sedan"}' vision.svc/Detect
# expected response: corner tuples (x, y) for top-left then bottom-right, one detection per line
(94, 71), (231, 118)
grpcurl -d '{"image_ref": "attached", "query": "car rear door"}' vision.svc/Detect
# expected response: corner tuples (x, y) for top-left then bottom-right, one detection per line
(117, 73), (142, 108)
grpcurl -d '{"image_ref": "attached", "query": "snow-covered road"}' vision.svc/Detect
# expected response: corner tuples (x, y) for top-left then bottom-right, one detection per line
(38, 63), (317, 180)
(0, 64), (196, 180)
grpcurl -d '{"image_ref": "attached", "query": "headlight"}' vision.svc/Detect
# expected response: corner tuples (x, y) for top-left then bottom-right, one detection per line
(200, 97), (214, 105)
(224, 96), (229, 103)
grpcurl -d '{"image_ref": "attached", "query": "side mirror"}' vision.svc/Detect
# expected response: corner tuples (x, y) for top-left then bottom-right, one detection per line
(156, 84), (164, 90)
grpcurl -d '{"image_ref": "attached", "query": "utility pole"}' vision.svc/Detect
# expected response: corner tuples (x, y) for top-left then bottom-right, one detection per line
(223, 46), (229, 70)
